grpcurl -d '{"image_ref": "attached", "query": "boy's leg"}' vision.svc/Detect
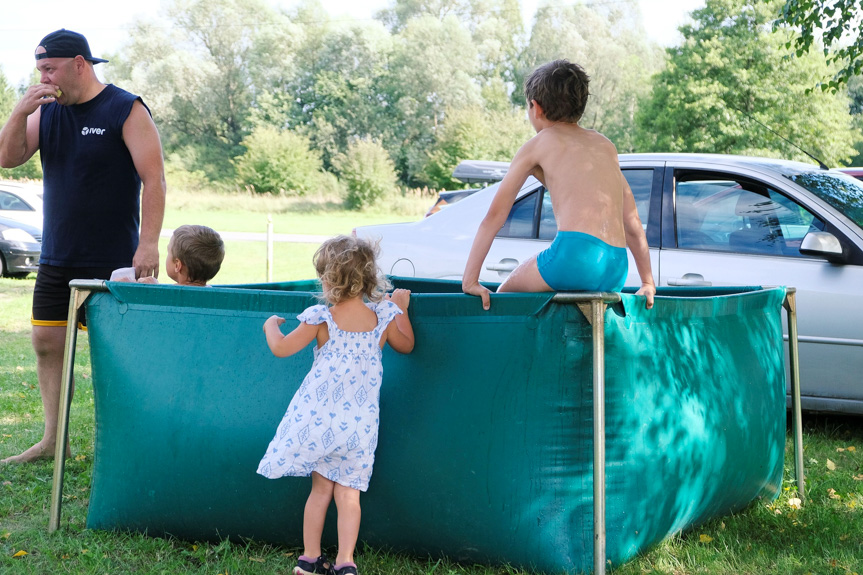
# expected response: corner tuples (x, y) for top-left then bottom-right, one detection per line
(496, 254), (552, 293)
(333, 483), (361, 567)
(303, 472), (335, 560)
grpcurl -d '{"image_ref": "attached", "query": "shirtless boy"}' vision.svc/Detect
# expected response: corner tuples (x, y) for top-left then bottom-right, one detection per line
(461, 59), (656, 310)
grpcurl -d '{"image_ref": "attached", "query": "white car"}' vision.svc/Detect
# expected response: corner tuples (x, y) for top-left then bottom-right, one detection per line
(355, 153), (863, 414)
(0, 181), (43, 229)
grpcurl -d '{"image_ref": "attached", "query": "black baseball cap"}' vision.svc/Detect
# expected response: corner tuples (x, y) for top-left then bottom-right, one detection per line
(35, 29), (108, 64)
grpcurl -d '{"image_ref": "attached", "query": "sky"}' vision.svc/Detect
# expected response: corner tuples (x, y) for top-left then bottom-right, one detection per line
(0, 0), (705, 88)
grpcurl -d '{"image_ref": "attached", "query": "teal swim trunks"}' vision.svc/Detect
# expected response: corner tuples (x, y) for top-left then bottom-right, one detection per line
(536, 231), (628, 292)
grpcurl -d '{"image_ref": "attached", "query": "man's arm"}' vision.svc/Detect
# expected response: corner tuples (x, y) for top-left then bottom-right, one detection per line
(123, 100), (166, 279)
(0, 85), (55, 168)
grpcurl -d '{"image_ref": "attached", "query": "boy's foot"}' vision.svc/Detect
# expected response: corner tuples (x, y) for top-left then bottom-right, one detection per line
(294, 554), (334, 575)
(1, 440), (70, 464)
(334, 562), (358, 575)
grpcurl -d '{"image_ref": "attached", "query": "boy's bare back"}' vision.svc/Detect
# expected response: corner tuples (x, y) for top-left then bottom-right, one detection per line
(515, 122), (627, 248)
(462, 58), (655, 310)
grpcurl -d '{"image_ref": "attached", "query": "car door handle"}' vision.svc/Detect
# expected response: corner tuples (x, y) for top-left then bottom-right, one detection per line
(486, 259), (518, 272)
(667, 273), (712, 287)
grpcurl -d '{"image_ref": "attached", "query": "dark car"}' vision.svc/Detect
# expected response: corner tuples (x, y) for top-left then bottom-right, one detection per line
(0, 216), (41, 278)
(425, 160), (510, 217)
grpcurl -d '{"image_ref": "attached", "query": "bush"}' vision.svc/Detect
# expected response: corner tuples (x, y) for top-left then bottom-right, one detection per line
(333, 137), (398, 210)
(420, 106), (532, 190)
(233, 126), (324, 196)
(0, 155), (43, 180)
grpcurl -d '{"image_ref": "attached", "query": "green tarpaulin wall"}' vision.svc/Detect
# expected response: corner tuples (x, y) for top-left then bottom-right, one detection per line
(83, 279), (787, 574)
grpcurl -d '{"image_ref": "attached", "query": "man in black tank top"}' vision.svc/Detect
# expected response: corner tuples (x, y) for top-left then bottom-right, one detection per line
(0, 29), (166, 464)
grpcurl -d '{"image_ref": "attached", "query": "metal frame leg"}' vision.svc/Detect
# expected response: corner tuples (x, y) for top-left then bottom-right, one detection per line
(783, 288), (805, 502)
(591, 300), (608, 575)
(48, 284), (95, 532)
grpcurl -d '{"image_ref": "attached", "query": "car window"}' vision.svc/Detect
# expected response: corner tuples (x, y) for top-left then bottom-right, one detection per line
(789, 171), (863, 228)
(675, 176), (824, 257)
(498, 190), (539, 239)
(497, 169), (656, 241)
(0, 191), (33, 211)
(622, 169), (653, 230)
(538, 189), (556, 240)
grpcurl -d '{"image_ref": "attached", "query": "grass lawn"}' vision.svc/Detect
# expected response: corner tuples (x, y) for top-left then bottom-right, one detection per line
(1, 193), (862, 572)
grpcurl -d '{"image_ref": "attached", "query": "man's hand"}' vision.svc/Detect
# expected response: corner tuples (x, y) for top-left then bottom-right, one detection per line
(462, 281), (492, 311)
(15, 84), (60, 116)
(132, 241), (160, 280)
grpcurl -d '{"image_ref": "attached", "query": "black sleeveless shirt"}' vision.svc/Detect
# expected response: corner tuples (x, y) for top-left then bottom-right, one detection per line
(39, 84), (147, 267)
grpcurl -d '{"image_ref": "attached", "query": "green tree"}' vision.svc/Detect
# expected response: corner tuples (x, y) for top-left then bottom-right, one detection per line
(387, 14), (482, 184)
(0, 70), (42, 180)
(108, 0), (302, 181)
(233, 126), (324, 195)
(0, 69), (15, 121)
(333, 137), (398, 209)
(518, 0), (664, 152)
(278, 17), (394, 171)
(636, 0), (857, 166)
(844, 75), (863, 165)
(773, 0), (863, 90)
(420, 105), (532, 189)
(379, 0), (523, 86)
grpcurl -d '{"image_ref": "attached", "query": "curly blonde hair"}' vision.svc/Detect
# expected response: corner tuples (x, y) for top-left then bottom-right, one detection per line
(313, 235), (389, 304)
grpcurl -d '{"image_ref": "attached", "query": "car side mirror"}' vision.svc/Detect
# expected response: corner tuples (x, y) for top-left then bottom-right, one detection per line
(800, 231), (846, 263)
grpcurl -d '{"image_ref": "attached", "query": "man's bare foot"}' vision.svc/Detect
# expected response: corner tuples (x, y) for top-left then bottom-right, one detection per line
(1, 441), (71, 464)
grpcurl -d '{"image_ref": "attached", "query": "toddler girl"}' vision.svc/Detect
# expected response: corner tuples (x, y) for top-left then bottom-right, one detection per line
(257, 235), (415, 575)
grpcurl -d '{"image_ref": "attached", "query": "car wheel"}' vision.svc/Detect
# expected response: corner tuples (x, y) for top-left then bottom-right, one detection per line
(0, 253), (6, 277)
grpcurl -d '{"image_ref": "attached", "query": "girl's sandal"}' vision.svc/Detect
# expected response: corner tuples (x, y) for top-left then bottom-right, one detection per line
(334, 563), (358, 575)
(294, 554), (335, 575)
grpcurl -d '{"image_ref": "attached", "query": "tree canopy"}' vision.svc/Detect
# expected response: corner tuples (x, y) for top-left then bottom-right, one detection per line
(4, 0), (861, 198)
(638, 0), (857, 166)
(774, 0), (863, 90)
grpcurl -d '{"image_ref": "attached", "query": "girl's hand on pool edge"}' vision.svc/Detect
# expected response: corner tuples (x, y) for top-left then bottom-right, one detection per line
(385, 289), (411, 312)
(263, 315), (285, 332)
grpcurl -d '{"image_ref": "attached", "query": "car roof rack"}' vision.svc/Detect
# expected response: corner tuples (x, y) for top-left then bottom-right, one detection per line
(452, 160), (510, 184)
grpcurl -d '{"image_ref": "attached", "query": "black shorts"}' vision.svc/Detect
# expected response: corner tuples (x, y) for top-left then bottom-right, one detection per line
(32, 264), (115, 327)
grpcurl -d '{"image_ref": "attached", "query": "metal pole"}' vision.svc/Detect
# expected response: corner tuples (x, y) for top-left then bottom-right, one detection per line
(783, 288), (805, 502)
(266, 214), (274, 283)
(49, 286), (88, 531)
(591, 300), (608, 575)
(48, 280), (105, 532)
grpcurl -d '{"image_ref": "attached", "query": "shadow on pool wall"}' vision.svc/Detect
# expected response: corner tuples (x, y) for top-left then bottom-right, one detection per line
(83, 278), (787, 574)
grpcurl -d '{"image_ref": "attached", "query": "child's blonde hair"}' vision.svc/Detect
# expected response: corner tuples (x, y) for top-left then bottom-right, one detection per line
(314, 235), (389, 304)
(171, 225), (225, 283)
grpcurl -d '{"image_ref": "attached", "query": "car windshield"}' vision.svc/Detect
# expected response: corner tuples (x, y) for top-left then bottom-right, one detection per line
(786, 172), (863, 228)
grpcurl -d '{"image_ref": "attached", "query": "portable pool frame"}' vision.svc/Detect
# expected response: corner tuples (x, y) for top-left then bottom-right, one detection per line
(47, 280), (804, 575)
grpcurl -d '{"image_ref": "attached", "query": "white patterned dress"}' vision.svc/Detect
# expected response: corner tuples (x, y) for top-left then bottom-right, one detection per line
(257, 301), (402, 491)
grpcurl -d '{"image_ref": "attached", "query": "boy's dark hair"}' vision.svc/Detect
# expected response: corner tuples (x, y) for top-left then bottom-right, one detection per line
(523, 59), (590, 123)
(171, 225), (225, 283)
